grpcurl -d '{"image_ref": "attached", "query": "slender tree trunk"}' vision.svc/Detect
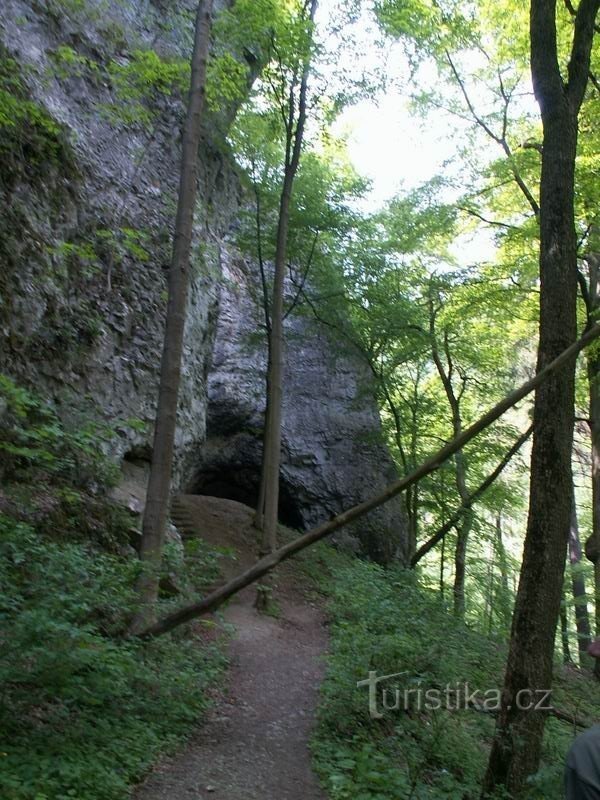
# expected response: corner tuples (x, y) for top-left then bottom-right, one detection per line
(585, 254), (600, 678)
(495, 513), (511, 629)
(440, 529), (446, 599)
(380, 379), (417, 558)
(255, 0), (317, 609)
(569, 484), (592, 666)
(129, 0), (214, 633)
(560, 597), (573, 665)
(485, 533), (496, 635)
(412, 427), (532, 566)
(482, 1), (598, 793)
(452, 448), (473, 616)
(428, 300), (473, 615)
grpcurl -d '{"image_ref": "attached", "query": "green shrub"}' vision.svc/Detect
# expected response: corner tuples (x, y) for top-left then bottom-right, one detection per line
(0, 516), (226, 800)
(0, 376), (228, 799)
(311, 553), (600, 799)
(0, 374), (118, 489)
(0, 49), (67, 182)
(105, 49), (189, 128)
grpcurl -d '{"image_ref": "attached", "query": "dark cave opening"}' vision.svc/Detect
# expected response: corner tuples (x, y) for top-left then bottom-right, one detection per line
(188, 464), (305, 531)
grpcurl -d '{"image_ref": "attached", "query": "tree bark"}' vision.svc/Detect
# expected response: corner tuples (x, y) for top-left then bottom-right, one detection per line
(135, 325), (600, 639)
(482, 1), (598, 793)
(129, 0), (214, 634)
(560, 598), (574, 665)
(495, 513), (512, 630)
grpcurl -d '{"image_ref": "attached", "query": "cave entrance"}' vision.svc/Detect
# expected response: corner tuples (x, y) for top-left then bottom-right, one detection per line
(187, 464), (304, 531)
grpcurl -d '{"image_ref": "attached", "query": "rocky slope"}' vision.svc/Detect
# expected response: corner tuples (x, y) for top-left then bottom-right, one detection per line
(0, 0), (407, 564)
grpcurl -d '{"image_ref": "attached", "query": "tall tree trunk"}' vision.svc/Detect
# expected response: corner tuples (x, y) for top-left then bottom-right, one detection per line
(255, 0), (317, 609)
(379, 378), (418, 559)
(129, 0), (214, 633)
(452, 448), (473, 616)
(569, 484), (592, 666)
(485, 533), (495, 635)
(482, 1), (598, 793)
(439, 529), (446, 599)
(429, 299), (473, 615)
(585, 254), (600, 679)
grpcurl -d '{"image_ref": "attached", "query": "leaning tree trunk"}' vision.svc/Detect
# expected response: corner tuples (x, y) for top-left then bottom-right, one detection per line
(136, 327), (600, 639)
(129, 0), (214, 633)
(482, 0), (598, 793)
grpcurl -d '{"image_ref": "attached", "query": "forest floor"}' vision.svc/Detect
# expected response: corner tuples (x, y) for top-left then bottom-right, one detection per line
(134, 495), (328, 800)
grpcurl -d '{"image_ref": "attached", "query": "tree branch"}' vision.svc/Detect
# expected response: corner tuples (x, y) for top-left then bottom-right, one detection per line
(446, 50), (540, 217)
(567, 0), (600, 108)
(411, 425), (533, 565)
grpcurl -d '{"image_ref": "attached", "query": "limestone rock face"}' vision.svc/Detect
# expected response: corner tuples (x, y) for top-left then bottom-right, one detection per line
(188, 252), (409, 565)
(0, 0), (408, 564)
(0, 0), (236, 486)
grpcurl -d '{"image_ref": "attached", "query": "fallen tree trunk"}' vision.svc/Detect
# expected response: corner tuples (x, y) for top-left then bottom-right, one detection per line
(138, 325), (600, 639)
(411, 425), (533, 566)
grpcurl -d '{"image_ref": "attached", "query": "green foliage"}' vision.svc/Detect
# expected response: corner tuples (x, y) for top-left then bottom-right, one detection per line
(0, 374), (116, 488)
(0, 50), (65, 179)
(49, 44), (98, 79)
(0, 376), (133, 549)
(96, 225), (150, 264)
(0, 374), (118, 490)
(0, 376), (228, 799)
(39, 0), (95, 24)
(311, 553), (600, 799)
(105, 49), (189, 128)
(206, 51), (248, 109)
(0, 515), (226, 800)
(50, 226), (150, 289)
(207, 0), (300, 111)
(375, 0), (476, 64)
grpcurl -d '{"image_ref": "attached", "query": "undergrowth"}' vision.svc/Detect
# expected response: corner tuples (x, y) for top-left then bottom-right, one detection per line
(0, 376), (228, 800)
(308, 548), (600, 800)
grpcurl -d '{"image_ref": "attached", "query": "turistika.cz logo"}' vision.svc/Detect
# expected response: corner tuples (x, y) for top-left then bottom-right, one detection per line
(356, 671), (553, 720)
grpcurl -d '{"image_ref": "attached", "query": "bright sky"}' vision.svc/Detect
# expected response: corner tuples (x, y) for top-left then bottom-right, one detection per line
(319, 0), (461, 210)
(319, 1), (521, 265)
(333, 88), (453, 207)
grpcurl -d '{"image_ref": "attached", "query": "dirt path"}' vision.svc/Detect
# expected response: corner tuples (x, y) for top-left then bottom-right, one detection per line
(134, 496), (329, 800)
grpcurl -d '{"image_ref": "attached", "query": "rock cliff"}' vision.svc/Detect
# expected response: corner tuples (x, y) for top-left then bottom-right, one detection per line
(0, 0), (407, 564)
(191, 251), (408, 563)
(0, 0), (235, 486)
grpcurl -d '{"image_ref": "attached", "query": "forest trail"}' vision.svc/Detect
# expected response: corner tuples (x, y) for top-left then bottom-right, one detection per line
(134, 495), (328, 800)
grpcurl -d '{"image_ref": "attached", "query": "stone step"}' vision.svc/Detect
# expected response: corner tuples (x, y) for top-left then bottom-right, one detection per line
(170, 496), (199, 539)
